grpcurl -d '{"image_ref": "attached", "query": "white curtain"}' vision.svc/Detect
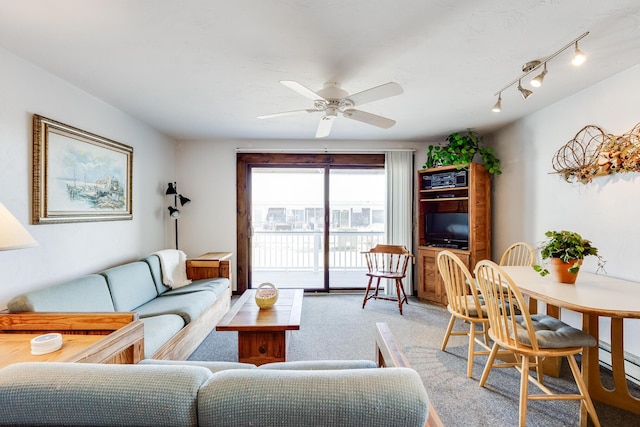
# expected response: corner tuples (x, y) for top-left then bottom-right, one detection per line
(384, 150), (414, 296)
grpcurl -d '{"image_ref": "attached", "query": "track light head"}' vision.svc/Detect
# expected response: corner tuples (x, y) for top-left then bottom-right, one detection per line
(572, 41), (586, 66)
(517, 80), (533, 99)
(492, 94), (502, 112)
(530, 63), (548, 88)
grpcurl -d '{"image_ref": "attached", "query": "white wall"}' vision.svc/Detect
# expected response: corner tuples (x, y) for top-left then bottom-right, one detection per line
(0, 48), (176, 308)
(175, 139), (431, 290)
(491, 64), (640, 356)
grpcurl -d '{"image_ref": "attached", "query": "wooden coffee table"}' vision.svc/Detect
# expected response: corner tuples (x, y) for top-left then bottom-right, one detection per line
(216, 289), (303, 365)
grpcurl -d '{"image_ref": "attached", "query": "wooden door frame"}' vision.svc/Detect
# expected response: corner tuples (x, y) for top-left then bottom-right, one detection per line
(236, 153), (385, 294)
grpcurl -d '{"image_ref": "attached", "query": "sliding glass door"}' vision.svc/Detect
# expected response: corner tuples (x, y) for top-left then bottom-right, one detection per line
(236, 153), (386, 293)
(249, 166), (385, 291)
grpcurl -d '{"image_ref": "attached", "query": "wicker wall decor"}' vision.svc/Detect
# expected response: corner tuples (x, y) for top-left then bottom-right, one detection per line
(552, 122), (640, 183)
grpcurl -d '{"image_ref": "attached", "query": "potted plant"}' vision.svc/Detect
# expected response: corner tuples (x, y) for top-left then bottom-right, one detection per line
(533, 230), (605, 284)
(423, 130), (502, 175)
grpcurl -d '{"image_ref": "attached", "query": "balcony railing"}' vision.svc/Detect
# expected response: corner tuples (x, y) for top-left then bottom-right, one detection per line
(251, 230), (384, 288)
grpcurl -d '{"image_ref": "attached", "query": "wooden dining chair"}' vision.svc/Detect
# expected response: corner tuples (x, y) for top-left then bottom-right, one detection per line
(362, 244), (414, 315)
(474, 260), (601, 427)
(436, 250), (491, 378)
(499, 241), (536, 266)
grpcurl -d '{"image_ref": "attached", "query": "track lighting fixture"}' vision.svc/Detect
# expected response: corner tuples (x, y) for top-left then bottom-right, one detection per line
(530, 63), (547, 88)
(517, 80), (533, 99)
(491, 32), (589, 112)
(492, 93), (502, 113)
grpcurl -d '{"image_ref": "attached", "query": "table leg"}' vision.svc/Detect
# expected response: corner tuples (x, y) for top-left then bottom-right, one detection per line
(237, 330), (287, 365)
(584, 315), (640, 415)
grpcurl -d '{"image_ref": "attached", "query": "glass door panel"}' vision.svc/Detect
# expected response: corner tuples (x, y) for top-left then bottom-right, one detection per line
(250, 167), (325, 290)
(328, 169), (385, 289)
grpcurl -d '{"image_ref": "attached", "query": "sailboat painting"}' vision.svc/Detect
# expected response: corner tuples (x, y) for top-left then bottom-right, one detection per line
(33, 115), (133, 224)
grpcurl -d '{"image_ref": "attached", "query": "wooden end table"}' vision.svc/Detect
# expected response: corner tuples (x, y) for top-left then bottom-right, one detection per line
(0, 320), (144, 368)
(216, 289), (303, 365)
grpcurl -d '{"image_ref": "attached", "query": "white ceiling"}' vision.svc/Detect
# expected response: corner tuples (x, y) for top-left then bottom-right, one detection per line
(1, 0), (639, 142)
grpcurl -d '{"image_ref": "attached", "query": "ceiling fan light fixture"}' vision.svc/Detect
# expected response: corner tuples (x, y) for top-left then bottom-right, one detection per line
(517, 80), (533, 99)
(492, 94), (502, 112)
(572, 41), (586, 66)
(260, 80), (402, 138)
(530, 63), (548, 87)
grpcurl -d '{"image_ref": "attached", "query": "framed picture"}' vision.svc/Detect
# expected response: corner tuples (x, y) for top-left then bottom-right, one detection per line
(32, 115), (133, 224)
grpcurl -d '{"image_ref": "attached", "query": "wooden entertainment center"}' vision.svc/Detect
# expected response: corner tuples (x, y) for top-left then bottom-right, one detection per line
(416, 163), (491, 305)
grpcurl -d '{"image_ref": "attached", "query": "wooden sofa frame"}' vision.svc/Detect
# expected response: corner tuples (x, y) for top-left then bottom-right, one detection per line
(0, 257), (232, 362)
(376, 322), (444, 427)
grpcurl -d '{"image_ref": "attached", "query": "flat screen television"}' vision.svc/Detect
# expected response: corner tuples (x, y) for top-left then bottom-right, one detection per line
(425, 212), (469, 249)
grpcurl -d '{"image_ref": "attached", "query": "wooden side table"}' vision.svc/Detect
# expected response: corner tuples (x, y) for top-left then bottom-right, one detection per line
(0, 320), (144, 368)
(186, 252), (233, 281)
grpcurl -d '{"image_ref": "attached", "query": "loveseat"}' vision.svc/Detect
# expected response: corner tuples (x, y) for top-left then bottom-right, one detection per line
(0, 360), (428, 427)
(1, 252), (231, 360)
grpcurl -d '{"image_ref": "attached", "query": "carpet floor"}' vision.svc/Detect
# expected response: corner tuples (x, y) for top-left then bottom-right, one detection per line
(189, 293), (639, 426)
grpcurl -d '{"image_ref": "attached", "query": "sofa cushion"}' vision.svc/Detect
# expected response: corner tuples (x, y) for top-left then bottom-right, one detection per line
(134, 291), (216, 323)
(140, 314), (185, 358)
(258, 360), (377, 370)
(141, 254), (171, 294)
(100, 261), (159, 311)
(139, 359), (257, 373)
(198, 367), (429, 427)
(6, 274), (115, 313)
(0, 362), (213, 427)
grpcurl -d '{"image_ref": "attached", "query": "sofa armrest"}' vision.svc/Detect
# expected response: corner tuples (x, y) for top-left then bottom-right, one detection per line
(0, 311), (138, 334)
(375, 322), (444, 427)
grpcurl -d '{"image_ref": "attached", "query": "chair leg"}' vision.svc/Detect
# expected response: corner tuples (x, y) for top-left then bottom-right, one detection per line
(535, 356), (544, 384)
(395, 279), (407, 315)
(441, 315), (456, 351)
(566, 354), (601, 427)
(481, 323), (490, 347)
(362, 276), (374, 309)
(479, 343), (500, 387)
(519, 354), (530, 427)
(373, 277), (382, 298)
(467, 321), (477, 378)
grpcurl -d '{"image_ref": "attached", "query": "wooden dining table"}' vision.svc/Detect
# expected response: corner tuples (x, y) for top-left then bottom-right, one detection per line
(501, 266), (640, 425)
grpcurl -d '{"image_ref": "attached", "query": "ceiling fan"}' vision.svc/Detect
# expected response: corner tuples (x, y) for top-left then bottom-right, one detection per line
(258, 80), (403, 138)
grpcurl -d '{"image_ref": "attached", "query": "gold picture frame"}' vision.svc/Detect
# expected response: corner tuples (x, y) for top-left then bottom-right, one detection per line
(32, 114), (133, 224)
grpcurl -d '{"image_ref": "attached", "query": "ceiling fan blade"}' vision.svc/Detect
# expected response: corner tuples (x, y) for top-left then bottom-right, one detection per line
(315, 116), (335, 138)
(257, 109), (319, 119)
(346, 82), (403, 106)
(343, 109), (396, 129)
(280, 80), (327, 101)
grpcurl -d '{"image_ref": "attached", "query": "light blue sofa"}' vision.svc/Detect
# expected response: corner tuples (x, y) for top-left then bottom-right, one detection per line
(4, 254), (231, 360)
(0, 359), (430, 427)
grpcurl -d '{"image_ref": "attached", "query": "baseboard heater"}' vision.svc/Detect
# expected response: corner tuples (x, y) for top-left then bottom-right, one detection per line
(598, 342), (640, 386)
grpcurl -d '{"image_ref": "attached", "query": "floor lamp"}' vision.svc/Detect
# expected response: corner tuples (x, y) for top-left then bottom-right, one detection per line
(0, 203), (38, 252)
(166, 182), (191, 250)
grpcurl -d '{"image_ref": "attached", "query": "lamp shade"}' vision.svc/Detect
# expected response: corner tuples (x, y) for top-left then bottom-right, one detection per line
(178, 195), (191, 206)
(0, 203), (38, 251)
(166, 182), (177, 195)
(168, 206), (181, 219)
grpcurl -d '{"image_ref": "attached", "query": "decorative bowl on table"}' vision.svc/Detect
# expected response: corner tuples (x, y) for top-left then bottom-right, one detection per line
(255, 282), (279, 309)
